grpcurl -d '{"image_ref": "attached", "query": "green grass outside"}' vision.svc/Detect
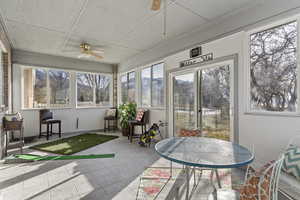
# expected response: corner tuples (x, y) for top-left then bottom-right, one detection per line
(30, 133), (118, 155)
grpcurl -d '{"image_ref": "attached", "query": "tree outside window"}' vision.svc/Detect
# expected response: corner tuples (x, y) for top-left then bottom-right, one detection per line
(250, 21), (297, 112)
(120, 72), (136, 103)
(76, 72), (112, 107)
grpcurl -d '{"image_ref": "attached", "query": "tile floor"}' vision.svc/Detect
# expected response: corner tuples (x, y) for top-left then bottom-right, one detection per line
(0, 132), (289, 200)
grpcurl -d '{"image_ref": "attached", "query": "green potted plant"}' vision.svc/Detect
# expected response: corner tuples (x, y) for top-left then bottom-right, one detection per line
(118, 102), (137, 136)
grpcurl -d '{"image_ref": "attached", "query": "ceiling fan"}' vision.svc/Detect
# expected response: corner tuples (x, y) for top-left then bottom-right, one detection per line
(151, 0), (167, 37)
(63, 42), (104, 60)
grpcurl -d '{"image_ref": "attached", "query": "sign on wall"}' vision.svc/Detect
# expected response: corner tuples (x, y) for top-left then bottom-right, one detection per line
(180, 53), (213, 68)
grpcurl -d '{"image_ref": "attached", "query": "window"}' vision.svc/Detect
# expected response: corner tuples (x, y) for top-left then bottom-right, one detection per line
(249, 21), (298, 113)
(120, 75), (128, 103)
(141, 67), (151, 106)
(49, 70), (70, 107)
(141, 63), (164, 107)
(120, 71), (136, 103)
(33, 69), (47, 107)
(152, 63), (164, 107)
(77, 73), (94, 106)
(76, 72), (112, 107)
(23, 67), (71, 108)
(128, 72), (136, 102)
(95, 74), (110, 106)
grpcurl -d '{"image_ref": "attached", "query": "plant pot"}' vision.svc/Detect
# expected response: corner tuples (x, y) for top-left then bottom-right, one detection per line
(122, 127), (130, 136)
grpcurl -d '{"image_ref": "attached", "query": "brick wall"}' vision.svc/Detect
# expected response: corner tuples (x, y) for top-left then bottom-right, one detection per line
(2, 52), (8, 107)
(113, 64), (118, 107)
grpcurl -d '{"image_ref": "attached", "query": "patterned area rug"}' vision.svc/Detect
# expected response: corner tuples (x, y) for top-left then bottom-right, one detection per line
(136, 167), (232, 200)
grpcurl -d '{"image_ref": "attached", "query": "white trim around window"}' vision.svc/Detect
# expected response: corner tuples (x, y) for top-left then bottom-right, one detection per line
(244, 14), (300, 116)
(20, 65), (113, 110)
(76, 71), (113, 108)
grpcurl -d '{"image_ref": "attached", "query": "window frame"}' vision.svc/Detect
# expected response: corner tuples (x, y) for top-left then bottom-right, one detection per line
(21, 66), (72, 109)
(140, 62), (165, 108)
(21, 65), (113, 110)
(244, 15), (300, 116)
(76, 71), (113, 108)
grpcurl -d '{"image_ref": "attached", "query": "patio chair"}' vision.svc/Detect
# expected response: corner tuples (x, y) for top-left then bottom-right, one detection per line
(104, 107), (118, 132)
(128, 109), (149, 143)
(39, 109), (61, 140)
(2, 113), (24, 157)
(208, 155), (284, 200)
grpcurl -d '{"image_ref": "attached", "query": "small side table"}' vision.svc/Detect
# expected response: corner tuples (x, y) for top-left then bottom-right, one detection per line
(2, 117), (24, 157)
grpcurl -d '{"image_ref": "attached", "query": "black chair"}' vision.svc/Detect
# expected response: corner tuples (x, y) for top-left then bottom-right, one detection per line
(104, 107), (118, 132)
(39, 109), (61, 140)
(128, 110), (149, 143)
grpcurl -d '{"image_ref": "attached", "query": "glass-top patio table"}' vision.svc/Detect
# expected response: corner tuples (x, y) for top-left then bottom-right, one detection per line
(155, 137), (254, 200)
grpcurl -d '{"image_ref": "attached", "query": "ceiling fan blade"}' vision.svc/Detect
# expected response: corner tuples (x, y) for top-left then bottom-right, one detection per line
(62, 49), (79, 53)
(92, 50), (104, 54)
(151, 0), (161, 11)
(88, 51), (104, 59)
(78, 54), (91, 59)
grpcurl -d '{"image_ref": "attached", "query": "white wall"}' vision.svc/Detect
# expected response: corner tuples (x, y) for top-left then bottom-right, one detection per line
(13, 57), (114, 137)
(118, 26), (300, 165)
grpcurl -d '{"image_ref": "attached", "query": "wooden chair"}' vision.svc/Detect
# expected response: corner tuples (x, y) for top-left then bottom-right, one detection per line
(104, 107), (118, 132)
(39, 109), (61, 140)
(128, 109), (149, 143)
(2, 113), (24, 157)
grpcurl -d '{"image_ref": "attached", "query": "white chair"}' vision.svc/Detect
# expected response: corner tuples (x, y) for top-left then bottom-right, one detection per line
(279, 135), (300, 200)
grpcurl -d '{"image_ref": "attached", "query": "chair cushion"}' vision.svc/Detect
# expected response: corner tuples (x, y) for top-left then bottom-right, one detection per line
(105, 109), (116, 117)
(239, 161), (274, 200)
(179, 129), (201, 137)
(43, 119), (61, 124)
(4, 112), (22, 121)
(129, 120), (143, 125)
(135, 110), (145, 122)
(279, 171), (300, 199)
(282, 145), (300, 181)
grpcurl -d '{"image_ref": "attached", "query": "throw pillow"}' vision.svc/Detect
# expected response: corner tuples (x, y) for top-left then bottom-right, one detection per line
(239, 161), (275, 200)
(179, 129), (201, 137)
(106, 109), (116, 117)
(282, 145), (300, 181)
(136, 109), (145, 121)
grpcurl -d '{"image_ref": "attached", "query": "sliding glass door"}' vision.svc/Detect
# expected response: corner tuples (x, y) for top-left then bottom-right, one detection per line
(170, 60), (234, 141)
(173, 73), (196, 136)
(199, 65), (231, 141)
